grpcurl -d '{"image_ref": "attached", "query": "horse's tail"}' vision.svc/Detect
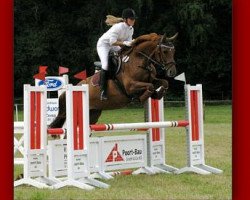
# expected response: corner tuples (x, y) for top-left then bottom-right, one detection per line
(48, 91), (66, 128)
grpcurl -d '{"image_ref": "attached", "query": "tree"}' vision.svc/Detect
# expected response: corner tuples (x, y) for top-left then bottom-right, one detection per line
(14, 0), (231, 100)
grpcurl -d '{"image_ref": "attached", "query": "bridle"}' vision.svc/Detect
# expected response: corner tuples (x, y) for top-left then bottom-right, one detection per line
(138, 36), (176, 77)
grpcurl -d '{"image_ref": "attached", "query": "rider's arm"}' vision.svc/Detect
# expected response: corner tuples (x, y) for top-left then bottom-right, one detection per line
(109, 23), (133, 47)
(111, 40), (125, 46)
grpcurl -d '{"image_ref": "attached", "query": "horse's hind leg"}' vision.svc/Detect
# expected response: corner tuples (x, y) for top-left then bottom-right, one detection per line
(89, 109), (102, 124)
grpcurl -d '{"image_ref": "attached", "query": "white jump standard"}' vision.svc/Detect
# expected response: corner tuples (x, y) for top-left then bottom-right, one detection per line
(175, 84), (223, 174)
(136, 97), (180, 174)
(14, 85), (55, 188)
(50, 84), (109, 190)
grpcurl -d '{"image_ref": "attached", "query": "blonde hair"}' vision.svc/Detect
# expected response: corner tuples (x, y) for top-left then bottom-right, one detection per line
(105, 15), (123, 26)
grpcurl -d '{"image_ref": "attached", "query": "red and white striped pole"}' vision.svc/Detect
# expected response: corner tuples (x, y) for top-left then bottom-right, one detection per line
(90, 120), (188, 132)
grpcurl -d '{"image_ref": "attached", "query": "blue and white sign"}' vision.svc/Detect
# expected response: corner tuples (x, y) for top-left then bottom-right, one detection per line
(36, 77), (64, 91)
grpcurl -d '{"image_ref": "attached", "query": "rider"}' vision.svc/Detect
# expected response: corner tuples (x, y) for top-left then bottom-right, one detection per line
(97, 8), (137, 101)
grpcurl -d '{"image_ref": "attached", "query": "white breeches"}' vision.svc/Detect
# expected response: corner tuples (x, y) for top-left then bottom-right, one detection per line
(97, 45), (121, 70)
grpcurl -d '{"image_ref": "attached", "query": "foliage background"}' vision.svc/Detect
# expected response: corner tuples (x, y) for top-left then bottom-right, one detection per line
(14, 0), (231, 100)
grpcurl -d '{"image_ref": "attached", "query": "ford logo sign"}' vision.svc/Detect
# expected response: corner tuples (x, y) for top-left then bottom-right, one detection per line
(38, 78), (63, 91)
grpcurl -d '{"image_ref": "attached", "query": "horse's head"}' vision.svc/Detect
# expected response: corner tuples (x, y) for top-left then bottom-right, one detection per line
(133, 33), (178, 79)
(153, 33), (178, 78)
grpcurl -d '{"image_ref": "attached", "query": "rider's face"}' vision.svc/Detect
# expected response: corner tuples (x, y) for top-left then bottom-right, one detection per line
(126, 18), (135, 26)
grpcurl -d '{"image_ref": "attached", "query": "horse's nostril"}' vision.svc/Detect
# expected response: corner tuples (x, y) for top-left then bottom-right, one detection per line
(166, 68), (176, 77)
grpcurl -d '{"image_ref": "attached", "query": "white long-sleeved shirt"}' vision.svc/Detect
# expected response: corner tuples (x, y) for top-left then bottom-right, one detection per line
(97, 22), (134, 47)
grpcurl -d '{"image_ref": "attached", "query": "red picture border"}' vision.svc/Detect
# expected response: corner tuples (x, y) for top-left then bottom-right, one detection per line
(232, 0), (250, 199)
(0, 0), (249, 199)
(0, 0), (13, 200)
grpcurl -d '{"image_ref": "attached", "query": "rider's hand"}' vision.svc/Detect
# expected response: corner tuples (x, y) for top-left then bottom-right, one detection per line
(123, 41), (133, 47)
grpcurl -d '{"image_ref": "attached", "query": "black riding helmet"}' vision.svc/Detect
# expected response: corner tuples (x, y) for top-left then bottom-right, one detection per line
(122, 8), (137, 20)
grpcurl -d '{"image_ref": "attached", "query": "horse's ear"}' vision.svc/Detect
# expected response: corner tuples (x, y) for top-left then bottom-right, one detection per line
(160, 33), (167, 44)
(165, 32), (178, 42)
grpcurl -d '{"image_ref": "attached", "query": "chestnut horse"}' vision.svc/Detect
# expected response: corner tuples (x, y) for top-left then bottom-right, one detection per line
(49, 32), (178, 128)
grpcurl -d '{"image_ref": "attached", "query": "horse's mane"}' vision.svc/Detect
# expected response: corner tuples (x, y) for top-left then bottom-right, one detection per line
(133, 33), (160, 46)
(132, 33), (161, 53)
(121, 33), (163, 55)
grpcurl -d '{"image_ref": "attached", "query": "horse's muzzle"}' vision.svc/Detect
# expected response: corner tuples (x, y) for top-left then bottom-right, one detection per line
(165, 64), (177, 78)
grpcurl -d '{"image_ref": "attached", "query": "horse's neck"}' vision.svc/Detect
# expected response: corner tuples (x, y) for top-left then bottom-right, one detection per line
(139, 41), (158, 55)
(120, 54), (152, 82)
(116, 41), (158, 81)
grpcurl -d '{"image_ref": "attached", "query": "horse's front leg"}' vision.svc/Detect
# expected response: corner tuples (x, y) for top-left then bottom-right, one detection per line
(151, 79), (169, 100)
(127, 81), (154, 103)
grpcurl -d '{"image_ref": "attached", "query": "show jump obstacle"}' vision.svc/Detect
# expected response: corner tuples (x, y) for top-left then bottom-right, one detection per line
(14, 82), (222, 190)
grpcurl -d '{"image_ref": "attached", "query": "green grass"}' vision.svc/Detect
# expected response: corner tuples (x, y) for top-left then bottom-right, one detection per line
(14, 105), (232, 200)
(14, 111), (24, 122)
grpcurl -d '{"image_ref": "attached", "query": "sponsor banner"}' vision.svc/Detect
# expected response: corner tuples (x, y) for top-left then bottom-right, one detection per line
(101, 135), (147, 171)
(47, 135), (147, 178)
(35, 76), (66, 91)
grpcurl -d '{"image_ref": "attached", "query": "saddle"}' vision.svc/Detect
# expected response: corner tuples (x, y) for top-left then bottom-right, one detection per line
(91, 51), (122, 86)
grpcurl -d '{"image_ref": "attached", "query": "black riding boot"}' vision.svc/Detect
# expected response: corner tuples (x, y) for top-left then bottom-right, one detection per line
(100, 69), (108, 101)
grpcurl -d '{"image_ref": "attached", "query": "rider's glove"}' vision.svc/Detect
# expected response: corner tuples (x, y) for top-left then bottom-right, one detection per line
(123, 41), (133, 47)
